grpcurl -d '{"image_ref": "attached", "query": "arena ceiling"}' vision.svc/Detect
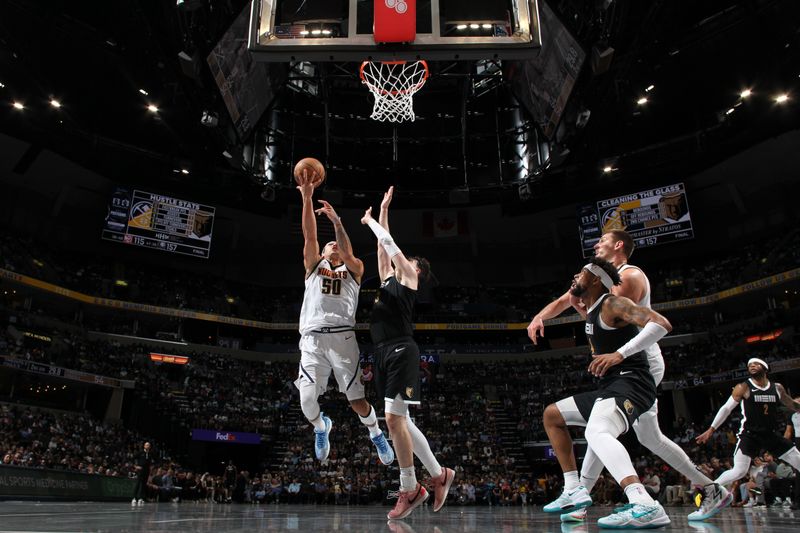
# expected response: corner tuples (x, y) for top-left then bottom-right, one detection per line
(0, 0), (798, 213)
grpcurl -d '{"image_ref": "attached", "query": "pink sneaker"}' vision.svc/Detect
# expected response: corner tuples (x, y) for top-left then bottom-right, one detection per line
(430, 467), (455, 512)
(387, 484), (429, 520)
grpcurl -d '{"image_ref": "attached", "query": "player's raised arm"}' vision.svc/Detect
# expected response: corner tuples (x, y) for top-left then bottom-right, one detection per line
(377, 186), (394, 282)
(297, 171), (320, 274)
(361, 206), (419, 290)
(528, 291), (578, 345)
(315, 199), (364, 282)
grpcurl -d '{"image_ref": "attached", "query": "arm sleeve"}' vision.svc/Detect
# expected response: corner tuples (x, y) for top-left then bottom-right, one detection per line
(366, 218), (402, 258)
(616, 322), (669, 358)
(711, 397), (740, 430)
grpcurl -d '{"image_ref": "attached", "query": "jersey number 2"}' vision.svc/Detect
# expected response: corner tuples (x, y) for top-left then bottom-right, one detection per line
(763, 404), (769, 415)
(322, 278), (341, 295)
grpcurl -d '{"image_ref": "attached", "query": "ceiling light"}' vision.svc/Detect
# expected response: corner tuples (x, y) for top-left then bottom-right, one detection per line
(311, 29), (321, 35)
(139, 89), (149, 96)
(482, 24), (492, 29)
(740, 89), (752, 98)
(181, 168), (190, 175)
(322, 29), (331, 35)
(636, 97), (648, 105)
(603, 166), (614, 173)
(12, 101), (24, 110)
(456, 24), (467, 30)
(645, 84), (654, 92)
(147, 104), (159, 113)
(300, 30), (309, 35)
(469, 24), (480, 29)
(49, 99), (61, 108)
(0, 82), (5, 88)
(725, 108), (735, 115)
(774, 93), (789, 104)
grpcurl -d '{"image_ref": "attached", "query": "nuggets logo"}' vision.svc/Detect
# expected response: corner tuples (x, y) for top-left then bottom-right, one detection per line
(128, 200), (153, 228)
(406, 387), (414, 398)
(623, 399), (634, 415)
(386, 0), (408, 14)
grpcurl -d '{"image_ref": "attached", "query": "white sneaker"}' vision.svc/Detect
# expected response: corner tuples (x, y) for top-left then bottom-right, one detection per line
(597, 502), (671, 529)
(687, 483), (732, 521)
(543, 485), (592, 513)
(771, 497), (784, 507)
(314, 414), (333, 461)
(131, 498), (137, 506)
(561, 508), (588, 522)
(137, 499), (144, 505)
(743, 500), (756, 508)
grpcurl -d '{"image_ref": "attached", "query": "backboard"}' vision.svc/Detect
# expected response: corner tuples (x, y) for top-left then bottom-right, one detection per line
(248, 0), (541, 62)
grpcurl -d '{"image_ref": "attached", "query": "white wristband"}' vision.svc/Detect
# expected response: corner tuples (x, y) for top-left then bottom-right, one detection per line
(617, 322), (668, 358)
(366, 219), (402, 258)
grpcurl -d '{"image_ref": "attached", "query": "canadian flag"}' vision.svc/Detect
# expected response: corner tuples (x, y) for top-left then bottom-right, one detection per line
(423, 211), (469, 238)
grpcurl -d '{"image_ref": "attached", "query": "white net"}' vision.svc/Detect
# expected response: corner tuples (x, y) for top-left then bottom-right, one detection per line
(360, 60), (429, 123)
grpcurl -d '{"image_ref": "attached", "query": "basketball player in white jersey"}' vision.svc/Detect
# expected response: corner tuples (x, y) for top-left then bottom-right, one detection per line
(295, 171), (394, 465)
(785, 397), (800, 509)
(529, 230), (730, 522)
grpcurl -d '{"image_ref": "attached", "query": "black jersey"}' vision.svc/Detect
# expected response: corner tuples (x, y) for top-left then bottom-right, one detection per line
(370, 276), (416, 345)
(585, 293), (650, 385)
(739, 379), (782, 434)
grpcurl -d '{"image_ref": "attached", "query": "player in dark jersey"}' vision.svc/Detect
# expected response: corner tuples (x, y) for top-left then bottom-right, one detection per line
(361, 186), (454, 521)
(542, 257), (672, 528)
(695, 358), (800, 514)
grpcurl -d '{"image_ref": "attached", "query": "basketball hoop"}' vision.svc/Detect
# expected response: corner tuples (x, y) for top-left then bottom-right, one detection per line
(360, 60), (429, 123)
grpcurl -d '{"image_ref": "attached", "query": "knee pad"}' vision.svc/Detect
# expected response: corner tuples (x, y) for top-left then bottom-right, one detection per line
(585, 398), (627, 441)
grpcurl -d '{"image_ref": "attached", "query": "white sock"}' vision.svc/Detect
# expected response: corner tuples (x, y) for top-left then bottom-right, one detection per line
(564, 470), (580, 491)
(359, 406), (382, 438)
(400, 466), (417, 492)
(406, 416), (443, 478)
(624, 483), (655, 506)
(310, 414), (326, 432)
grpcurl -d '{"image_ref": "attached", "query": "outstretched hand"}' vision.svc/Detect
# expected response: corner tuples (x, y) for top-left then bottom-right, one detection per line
(360, 207), (374, 225)
(295, 169), (315, 197)
(381, 186), (394, 210)
(695, 428), (714, 445)
(314, 200), (339, 224)
(527, 316), (544, 345)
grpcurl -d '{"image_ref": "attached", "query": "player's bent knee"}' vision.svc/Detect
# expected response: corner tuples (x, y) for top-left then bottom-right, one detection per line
(543, 403), (564, 427)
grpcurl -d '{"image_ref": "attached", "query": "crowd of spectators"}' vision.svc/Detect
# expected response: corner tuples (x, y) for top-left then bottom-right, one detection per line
(0, 403), (162, 477)
(3, 229), (799, 327)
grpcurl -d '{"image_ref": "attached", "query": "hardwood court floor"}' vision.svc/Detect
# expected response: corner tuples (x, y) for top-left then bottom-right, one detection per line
(0, 501), (798, 532)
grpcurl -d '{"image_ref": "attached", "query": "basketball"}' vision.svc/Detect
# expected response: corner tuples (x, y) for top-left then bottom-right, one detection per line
(293, 158), (326, 188)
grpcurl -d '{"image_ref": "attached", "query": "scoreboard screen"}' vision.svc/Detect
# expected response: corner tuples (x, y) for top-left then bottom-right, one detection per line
(578, 183), (694, 258)
(101, 187), (215, 258)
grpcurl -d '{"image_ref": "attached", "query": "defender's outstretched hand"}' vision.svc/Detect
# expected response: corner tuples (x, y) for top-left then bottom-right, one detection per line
(361, 207), (374, 225)
(315, 200), (340, 224)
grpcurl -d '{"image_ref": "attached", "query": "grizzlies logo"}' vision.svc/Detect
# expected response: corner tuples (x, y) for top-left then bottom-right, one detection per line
(623, 399), (634, 415)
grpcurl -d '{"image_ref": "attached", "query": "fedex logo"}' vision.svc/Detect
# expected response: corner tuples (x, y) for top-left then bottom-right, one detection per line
(216, 432), (236, 442)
